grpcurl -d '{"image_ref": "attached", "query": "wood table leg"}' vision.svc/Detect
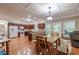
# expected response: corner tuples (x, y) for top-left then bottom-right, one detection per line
(57, 38), (60, 46)
(6, 41), (10, 55)
(56, 40), (57, 49)
(2, 43), (5, 46)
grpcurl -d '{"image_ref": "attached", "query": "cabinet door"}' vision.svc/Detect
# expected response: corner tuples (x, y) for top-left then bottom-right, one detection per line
(38, 23), (45, 29)
(24, 24), (34, 29)
(32, 25), (34, 29)
(31, 25), (34, 29)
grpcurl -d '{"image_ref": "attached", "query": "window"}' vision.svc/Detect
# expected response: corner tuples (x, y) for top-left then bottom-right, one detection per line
(63, 20), (75, 36)
(52, 20), (75, 37)
(45, 20), (75, 37)
(52, 22), (61, 33)
(45, 22), (51, 36)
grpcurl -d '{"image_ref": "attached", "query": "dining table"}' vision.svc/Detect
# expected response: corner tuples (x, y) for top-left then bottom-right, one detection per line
(36, 35), (61, 49)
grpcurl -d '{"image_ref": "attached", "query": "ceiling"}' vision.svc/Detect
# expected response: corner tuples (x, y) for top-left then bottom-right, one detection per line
(0, 3), (79, 23)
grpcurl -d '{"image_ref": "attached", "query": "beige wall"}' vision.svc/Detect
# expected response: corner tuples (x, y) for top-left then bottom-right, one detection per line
(75, 19), (79, 31)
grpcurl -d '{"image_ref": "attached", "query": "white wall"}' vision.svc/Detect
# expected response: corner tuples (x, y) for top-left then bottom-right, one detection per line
(0, 20), (8, 39)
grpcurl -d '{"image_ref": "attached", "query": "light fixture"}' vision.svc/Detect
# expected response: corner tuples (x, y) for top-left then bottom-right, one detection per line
(46, 16), (52, 20)
(46, 6), (53, 21)
(26, 18), (32, 22)
(26, 15), (32, 22)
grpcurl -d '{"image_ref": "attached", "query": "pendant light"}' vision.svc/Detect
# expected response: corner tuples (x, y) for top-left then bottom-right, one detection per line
(46, 6), (53, 21)
(26, 15), (32, 22)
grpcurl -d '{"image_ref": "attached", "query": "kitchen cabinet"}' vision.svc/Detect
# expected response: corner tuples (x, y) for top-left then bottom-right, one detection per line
(24, 24), (34, 29)
(38, 23), (45, 29)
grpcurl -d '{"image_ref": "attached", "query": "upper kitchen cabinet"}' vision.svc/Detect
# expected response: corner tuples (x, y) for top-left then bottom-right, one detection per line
(24, 24), (34, 29)
(38, 23), (45, 29)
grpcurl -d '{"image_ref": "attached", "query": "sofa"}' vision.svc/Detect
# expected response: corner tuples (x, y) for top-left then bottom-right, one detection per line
(70, 31), (79, 48)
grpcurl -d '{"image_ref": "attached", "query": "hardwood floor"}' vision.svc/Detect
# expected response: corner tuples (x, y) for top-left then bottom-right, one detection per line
(8, 36), (36, 55)
(72, 47), (79, 55)
(7, 36), (67, 55)
(7, 36), (79, 55)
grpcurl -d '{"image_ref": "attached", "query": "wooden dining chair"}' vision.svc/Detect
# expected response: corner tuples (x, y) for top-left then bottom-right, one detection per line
(36, 35), (52, 55)
(36, 36), (44, 54)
